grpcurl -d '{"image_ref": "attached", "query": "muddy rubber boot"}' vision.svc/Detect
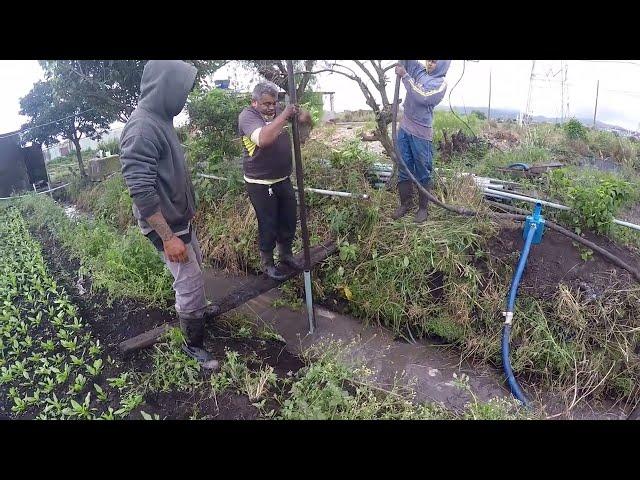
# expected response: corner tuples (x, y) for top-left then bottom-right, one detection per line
(204, 303), (221, 320)
(260, 250), (288, 281)
(179, 315), (220, 371)
(391, 181), (414, 220)
(277, 242), (303, 270)
(414, 183), (430, 224)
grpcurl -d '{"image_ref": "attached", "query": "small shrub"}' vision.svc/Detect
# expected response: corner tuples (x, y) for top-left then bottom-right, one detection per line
(549, 168), (634, 234)
(564, 118), (587, 141)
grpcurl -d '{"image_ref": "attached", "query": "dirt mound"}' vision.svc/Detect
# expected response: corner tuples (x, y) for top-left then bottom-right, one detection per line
(483, 129), (521, 150)
(487, 224), (640, 299)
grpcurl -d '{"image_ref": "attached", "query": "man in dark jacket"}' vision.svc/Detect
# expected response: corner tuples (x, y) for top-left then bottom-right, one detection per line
(238, 81), (312, 280)
(119, 60), (220, 370)
(392, 60), (451, 223)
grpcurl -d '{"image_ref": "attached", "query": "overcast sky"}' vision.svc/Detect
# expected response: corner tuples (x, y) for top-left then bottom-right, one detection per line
(3, 60), (640, 135)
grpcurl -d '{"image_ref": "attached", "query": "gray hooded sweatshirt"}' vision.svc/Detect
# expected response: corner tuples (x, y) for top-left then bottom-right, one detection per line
(120, 60), (198, 236)
(401, 60), (451, 136)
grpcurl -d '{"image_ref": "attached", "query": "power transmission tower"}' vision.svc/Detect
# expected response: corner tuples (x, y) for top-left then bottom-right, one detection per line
(520, 60), (536, 126)
(521, 60), (570, 126)
(560, 60), (570, 121)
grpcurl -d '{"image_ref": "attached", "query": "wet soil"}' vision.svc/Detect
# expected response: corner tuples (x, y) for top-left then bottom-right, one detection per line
(487, 224), (640, 300)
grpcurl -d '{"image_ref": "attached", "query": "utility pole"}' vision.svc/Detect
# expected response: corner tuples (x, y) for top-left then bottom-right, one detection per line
(488, 69), (492, 122)
(560, 60), (565, 122)
(564, 61), (570, 120)
(593, 79), (600, 128)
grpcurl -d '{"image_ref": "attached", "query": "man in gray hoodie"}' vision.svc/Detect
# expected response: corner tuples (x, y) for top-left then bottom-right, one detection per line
(392, 60), (451, 223)
(119, 60), (220, 370)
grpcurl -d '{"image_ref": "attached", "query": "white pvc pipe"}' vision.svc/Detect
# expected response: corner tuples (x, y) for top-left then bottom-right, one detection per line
(482, 187), (640, 233)
(199, 174), (228, 181)
(0, 183), (70, 201)
(197, 173), (369, 200)
(483, 187), (571, 211)
(200, 172), (640, 232)
(301, 186), (369, 200)
(613, 218), (640, 232)
(371, 168), (518, 190)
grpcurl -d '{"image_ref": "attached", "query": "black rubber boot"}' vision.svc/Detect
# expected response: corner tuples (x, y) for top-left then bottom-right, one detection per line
(391, 181), (414, 220)
(179, 315), (220, 371)
(260, 250), (288, 281)
(204, 303), (221, 320)
(414, 182), (430, 224)
(277, 243), (303, 270)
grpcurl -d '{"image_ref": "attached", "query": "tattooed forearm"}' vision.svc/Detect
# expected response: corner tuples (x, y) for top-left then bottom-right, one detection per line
(145, 211), (175, 242)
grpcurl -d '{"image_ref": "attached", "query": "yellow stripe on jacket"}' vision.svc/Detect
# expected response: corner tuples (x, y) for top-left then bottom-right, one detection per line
(242, 135), (257, 157)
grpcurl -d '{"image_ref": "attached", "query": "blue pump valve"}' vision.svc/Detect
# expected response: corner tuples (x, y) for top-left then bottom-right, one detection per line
(522, 202), (545, 244)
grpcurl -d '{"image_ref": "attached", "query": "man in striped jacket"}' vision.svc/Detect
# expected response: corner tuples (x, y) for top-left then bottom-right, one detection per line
(392, 60), (451, 223)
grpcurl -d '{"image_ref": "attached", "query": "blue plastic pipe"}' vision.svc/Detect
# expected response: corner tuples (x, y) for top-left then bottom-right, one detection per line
(507, 162), (530, 171)
(507, 224), (537, 313)
(501, 222), (538, 407)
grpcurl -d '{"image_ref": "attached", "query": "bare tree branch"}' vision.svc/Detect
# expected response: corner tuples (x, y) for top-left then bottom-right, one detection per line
(383, 62), (398, 73)
(353, 60), (381, 91)
(303, 63), (381, 114)
(304, 61), (402, 165)
(369, 60), (391, 107)
(295, 59), (316, 100)
(328, 63), (381, 114)
(330, 62), (360, 79)
(253, 60), (291, 92)
(304, 68), (353, 77)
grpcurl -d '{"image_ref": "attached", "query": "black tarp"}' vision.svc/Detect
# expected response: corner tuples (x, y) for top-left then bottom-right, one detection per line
(23, 145), (48, 185)
(0, 133), (29, 197)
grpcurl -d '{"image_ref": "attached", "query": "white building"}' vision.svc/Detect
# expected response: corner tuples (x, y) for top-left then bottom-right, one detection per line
(42, 126), (124, 163)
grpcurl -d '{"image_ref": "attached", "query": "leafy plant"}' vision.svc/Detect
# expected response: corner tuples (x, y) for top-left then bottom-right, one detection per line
(69, 373), (88, 394)
(550, 168), (634, 234)
(97, 138), (121, 155)
(86, 359), (103, 377)
(563, 118), (587, 141)
(108, 372), (132, 391)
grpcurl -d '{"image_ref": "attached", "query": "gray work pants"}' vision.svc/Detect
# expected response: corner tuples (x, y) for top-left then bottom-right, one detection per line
(161, 229), (208, 319)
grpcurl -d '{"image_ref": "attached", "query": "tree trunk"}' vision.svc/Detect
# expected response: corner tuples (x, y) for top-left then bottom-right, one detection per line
(375, 117), (399, 189)
(376, 122), (396, 161)
(71, 136), (87, 179)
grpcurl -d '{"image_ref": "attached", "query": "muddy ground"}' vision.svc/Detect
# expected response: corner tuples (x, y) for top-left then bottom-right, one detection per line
(487, 223), (640, 300)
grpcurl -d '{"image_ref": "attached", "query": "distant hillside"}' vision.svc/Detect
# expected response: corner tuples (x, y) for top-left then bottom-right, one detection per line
(437, 105), (636, 135)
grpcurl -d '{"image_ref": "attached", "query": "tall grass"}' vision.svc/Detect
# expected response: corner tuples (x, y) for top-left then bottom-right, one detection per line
(17, 195), (173, 306)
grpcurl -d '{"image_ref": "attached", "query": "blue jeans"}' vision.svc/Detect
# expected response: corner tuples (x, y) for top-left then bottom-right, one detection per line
(397, 127), (433, 184)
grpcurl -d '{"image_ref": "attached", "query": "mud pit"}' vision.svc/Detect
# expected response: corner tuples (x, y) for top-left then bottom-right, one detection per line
(487, 224), (640, 299)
